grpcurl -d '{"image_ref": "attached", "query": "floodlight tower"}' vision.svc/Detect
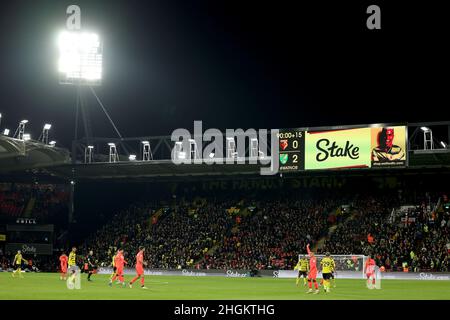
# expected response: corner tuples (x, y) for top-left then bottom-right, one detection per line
(142, 141), (153, 161)
(14, 120), (28, 140)
(58, 31), (102, 151)
(250, 138), (258, 158)
(41, 124), (52, 144)
(421, 127), (433, 150)
(226, 137), (237, 159)
(108, 143), (119, 163)
(84, 145), (94, 163)
(173, 142), (184, 161)
(58, 29), (125, 164)
(189, 139), (200, 160)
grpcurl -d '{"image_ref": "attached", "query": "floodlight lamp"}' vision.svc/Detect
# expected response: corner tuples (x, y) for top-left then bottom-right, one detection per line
(441, 141), (447, 148)
(43, 124), (52, 130)
(23, 134), (31, 141)
(141, 141), (150, 145)
(58, 31), (103, 84)
(129, 154), (137, 161)
(49, 141), (56, 146)
(108, 143), (116, 147)
(88, 145), (94, 149)
(20, 120), (28, 124)
(421, 127), (430, 132)
(3, 129), (9, 136)
(209, 152), (215, 158)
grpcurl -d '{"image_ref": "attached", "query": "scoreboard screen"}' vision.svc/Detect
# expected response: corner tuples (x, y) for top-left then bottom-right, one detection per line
(277, 129), (305, 172)
(277, 125), (407, 172)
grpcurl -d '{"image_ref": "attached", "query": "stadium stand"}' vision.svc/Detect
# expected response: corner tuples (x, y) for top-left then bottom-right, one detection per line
(1, 179), (449, 274)
(76, 189), (449, 273)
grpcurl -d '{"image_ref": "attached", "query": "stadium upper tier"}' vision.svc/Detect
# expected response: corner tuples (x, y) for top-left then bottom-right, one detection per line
(0, 136), (70, 174)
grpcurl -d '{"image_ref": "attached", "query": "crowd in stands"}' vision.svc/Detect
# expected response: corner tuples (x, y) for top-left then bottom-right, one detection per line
(2, 180), (449, 274)
(320, 194), (450, 272)
(0, 183), (69, 272)
(203, 198), (335, 270)
(78, 190), (450, 273)
(82, 199), (235, 269)
(0, 183), (68, 222)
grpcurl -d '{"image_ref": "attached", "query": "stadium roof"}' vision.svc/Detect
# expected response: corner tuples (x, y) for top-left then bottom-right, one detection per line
(0, 135), (70, 174)
(1, 121), (450, 182)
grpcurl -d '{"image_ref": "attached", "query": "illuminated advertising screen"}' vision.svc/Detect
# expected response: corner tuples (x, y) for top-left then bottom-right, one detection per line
(305, 128), (372, 170)
(370, 126), (407, 167)
(279, 125), (408, 171)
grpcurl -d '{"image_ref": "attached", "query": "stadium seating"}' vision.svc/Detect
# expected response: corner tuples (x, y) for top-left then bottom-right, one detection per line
(1, 182), (448, 273)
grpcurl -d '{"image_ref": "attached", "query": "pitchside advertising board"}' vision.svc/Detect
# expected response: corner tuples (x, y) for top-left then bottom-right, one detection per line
(278, 125), (407, 171)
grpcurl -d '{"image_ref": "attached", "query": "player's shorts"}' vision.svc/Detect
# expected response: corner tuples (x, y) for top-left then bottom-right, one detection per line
(322, 272), (332, 280)
(116, 267), (124, 275)
(68, 265), (80, 274)
(308, 270), (317, 279)
(136, 266), (144, 275)
(88, 265), (98, 272)
(366, 272), (375, 278)
(330, 272), (335, 279)
(298, 270), (307, 278)
(112, 266), (117, 272)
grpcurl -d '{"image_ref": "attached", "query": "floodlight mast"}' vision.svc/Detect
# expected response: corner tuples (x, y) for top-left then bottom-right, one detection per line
(421, 127), (433, 150)
(141, 141), (153, 161)
(58, 29), (125, 164)
(84, 145), (94, 163)
(40, 124), (52, 144)
(14, 120), (28, 140)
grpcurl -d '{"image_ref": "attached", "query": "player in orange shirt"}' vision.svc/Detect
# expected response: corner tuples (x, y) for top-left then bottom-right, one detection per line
(129, 246), (148, 289)
(306, 244), (319, 294)
(59, 252), (68, 280)
(109, 249), (127, 287)
(365, 255), (376, 289)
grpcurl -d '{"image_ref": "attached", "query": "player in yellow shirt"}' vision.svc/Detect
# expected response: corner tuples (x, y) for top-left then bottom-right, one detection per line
(12, 250), (28, 278)
(294, 257), (309, 287)
(320, 252), (334, 293)
(67, 247), (78, 284)
(330, 256), (336, 288)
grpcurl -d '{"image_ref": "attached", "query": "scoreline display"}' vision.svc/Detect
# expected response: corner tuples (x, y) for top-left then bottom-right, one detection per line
(278, 125), (407, 172)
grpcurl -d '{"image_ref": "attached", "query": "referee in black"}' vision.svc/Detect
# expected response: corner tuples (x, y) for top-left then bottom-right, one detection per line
(86, 250), (98, 282)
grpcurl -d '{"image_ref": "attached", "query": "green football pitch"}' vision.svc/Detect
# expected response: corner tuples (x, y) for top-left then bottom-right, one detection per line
(0, 273), (449, 300)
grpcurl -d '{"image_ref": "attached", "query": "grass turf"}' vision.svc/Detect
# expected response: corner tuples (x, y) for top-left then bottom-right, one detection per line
(0, 272), (449, 300)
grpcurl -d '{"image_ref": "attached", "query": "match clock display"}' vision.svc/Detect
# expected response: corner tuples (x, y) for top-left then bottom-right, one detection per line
(277, 129), (305, 172)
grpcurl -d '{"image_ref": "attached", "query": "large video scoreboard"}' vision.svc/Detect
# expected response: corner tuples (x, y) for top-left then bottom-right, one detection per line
(278, 125), (407, 172)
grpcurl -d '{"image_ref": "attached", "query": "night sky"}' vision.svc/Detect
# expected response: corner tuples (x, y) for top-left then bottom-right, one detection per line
(0, 0), (448, 147)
